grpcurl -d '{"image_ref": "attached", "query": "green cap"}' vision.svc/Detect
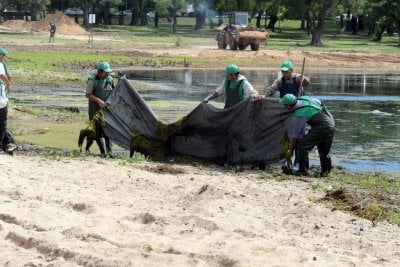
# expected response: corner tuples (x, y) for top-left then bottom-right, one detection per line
(279, 93), (297, 105)
(0, 48), (8, 55)
(98, 61), (112, 72)
(280, 60), (293, 71)
(222, 64), (240, 77)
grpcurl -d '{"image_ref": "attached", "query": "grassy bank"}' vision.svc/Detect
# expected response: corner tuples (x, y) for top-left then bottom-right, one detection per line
(2, 16), (399, 88)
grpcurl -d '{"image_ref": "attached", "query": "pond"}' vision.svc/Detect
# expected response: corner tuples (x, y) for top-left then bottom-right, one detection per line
(12, 69), (400, 173)
(125, 69), (400, 173)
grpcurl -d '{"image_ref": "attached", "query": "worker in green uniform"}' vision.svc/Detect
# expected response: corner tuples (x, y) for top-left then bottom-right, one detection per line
(85, 61), (114, 158)
(279, 93), (335, 176)
(202, 64), (259, 109)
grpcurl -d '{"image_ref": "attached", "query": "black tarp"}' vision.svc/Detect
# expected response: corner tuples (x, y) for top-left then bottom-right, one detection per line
(103, 77), (292, 165)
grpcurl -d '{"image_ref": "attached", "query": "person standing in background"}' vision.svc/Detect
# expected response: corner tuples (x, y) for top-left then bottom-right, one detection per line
(49, 22), (57, 43)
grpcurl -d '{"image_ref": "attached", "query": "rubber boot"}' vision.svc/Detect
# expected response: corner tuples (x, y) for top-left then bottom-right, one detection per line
(96, 137), (106, 158)
(105, 137), (114, 158)
(320, 157), (332, 177)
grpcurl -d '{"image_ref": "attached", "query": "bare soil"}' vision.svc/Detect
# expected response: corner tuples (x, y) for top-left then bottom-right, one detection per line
(6, 41), (400, 73)
(1, 11), (400, 72)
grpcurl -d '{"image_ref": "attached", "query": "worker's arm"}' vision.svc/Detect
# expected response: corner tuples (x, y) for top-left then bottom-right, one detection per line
(202, 91), (219, 103)
(86, 93), (107, 108)
(264, 78), (280, 97)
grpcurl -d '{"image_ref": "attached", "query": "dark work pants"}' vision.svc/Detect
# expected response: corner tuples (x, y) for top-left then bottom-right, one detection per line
(0, 106), (16, 151)
(95, 127), (112, 155)
(89, 109), (112, 155)
(0, 106), (7, 146)
(298, 109), (335, 174)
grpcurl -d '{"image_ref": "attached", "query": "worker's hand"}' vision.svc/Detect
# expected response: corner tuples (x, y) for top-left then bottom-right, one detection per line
(252, 95), (264, 101)
(98, 99), (107, 108)
(202, 98), (209, 104)
(5, 84), (11, 93)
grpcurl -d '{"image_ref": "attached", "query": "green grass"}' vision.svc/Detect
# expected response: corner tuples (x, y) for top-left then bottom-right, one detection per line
(1, 16), (398, 90)
(3, 17), (399, 74)
(329, 171), (400, 192)
(390, 211), (400, 226)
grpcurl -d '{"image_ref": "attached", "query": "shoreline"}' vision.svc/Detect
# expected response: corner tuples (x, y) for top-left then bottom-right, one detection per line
(1, 153), (399, 266)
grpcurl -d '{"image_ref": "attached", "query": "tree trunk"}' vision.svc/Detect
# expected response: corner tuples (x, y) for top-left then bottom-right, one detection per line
(256, 10), (262, 28)
(30, 4), (38, 21)
(307, 0), (333, 45)
(218, 11), (223, 26)
(82, 1), (89, 29)
(194, 8), (206, 30)
(172, 16), (177, 34)
(194, 14), (202, 30)
(358, 15), (364, 31)
(131, 9), (139, 26)
(104, 3), (112, 25)
(118, 11), (124, 25)
(154, 13), (159, 27)
(398, 20), (400, 46)
(130, 10), (135, 26)
(310, 27), (323, 45)
(300, 18), (306, 30)
(267, 14), (278, 31)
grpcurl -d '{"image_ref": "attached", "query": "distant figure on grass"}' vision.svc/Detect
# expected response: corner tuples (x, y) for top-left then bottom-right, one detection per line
(49, 22), (56, 43)
(202, 64), (259, 109)
(0, 48), (18, 155)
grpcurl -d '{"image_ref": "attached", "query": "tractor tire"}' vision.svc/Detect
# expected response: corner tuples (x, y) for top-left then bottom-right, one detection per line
(238, 44), (247, 50)
(250, 43), (260, 51)
(230, 38), (238, 50)
(217, 33), (227, 49)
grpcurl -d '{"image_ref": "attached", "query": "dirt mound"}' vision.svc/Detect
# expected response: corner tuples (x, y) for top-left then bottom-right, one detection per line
(1, 11), (87, 35)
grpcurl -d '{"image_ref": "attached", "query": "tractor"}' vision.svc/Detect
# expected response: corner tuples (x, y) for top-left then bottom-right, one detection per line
(215, 12), (269, 51)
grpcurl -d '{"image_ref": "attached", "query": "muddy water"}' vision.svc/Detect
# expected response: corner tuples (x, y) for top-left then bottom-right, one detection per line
(12, 69), (400, 173)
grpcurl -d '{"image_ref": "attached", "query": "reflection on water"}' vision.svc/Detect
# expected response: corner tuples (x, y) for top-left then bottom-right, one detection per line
(13, 69), (400, 173)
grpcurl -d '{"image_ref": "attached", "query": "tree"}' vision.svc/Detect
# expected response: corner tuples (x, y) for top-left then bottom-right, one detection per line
(191, 0), (209, 30)
(254, 0), (268, 28)
(128, 0), (153, 26)
(69, 0), (94, 29)
(304, 0), (335, 45)
(1, 0), (50, 20)
(364, 0), (400, 45)
(285, 0), (308, 30)
(213, 0), (255, 13)
(155, 0), (184, 33)
(97, 0), (123, 25)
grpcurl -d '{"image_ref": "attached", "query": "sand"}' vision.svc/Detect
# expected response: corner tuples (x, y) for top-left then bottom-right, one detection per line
(0, 154), (399, 266)
(1, 11), (87, 35)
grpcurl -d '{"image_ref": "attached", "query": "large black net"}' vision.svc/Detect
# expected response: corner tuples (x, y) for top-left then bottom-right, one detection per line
(103, 77), (292, 166)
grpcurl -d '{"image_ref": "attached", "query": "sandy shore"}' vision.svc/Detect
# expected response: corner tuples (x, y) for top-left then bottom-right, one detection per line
(1, 154), (399, 266)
